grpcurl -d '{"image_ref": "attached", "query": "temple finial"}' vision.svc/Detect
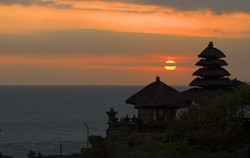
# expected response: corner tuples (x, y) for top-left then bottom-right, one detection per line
(208, 41), (213, 47)
(156, 76), (160, 82)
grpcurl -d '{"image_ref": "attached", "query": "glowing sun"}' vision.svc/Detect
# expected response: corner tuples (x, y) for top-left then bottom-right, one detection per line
(165, 60), (176, 70)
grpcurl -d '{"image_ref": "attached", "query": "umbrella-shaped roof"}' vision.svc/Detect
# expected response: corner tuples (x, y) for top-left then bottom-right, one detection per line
(189, 77), (233, 87)
(198, 42), (226, 59)
(126, 76), (183, 109)
(193, 67), (230, 77)
(196, 59), (228, 66)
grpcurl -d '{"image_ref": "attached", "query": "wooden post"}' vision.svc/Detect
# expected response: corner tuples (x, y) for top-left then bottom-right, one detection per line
(83, 122), (89, 148)
(60, 143), (62, 156)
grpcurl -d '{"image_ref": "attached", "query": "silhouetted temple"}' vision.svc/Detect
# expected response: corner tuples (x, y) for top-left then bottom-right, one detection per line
(104, 41), (245, 136)
(182, 42), (244, 102)
(104, 77), (185, 135)
(190, 41), (232, 88)
(126, 76), (184, 122)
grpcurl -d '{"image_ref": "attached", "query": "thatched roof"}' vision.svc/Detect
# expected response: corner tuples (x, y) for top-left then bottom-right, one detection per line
(125, 76), (183, 109)
(190, 77), (233, 87)
(198, 42), (226, 59)
(193, 67), (230, 77)
(196, 59), (228, 66)
(181, 87), (233, 102)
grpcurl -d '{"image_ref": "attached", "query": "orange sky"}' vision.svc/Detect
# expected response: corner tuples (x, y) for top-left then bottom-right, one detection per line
(1, 2), (250, 38)
(0, 54), (196, 85)
(0, 0), (249, 85)
(0, 54), (195, 71)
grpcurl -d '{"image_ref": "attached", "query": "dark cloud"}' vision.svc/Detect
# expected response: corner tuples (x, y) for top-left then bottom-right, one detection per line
(0, 0), (72, 9)
(104, 0), (250, 14)
(0, 0), (32, 5)
(0, 29), (209, 55)
(0, 29), (249, 57)
(1, 0), (249, 14)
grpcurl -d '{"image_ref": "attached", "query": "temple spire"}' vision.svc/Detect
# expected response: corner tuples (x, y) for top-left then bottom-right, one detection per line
(208, 41), (213, 48)
(190, 42), (232, 88)
(156, 76), (160, 82)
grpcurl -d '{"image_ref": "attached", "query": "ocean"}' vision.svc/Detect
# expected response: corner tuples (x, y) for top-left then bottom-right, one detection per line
(0, 86), (188, 158)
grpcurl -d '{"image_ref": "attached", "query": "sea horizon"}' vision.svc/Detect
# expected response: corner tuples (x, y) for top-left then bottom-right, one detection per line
(0, 85), (188, 158)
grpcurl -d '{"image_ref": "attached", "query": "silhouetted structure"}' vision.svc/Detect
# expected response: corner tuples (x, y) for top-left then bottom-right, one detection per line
(182, 42), (245, 102)
(190, 41), (232, 88)
(106, 107), (118, 128)
(126, 76), (184, 122)
(104, 42), (246, 136)
(105, 76), (185, 135)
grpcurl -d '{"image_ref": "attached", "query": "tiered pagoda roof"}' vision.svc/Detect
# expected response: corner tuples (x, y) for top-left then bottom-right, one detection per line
(189, 42), (232, 88)
(198, 42), (225, 58)
(182, 42), (246, 102)
(196, 59), (228, 67)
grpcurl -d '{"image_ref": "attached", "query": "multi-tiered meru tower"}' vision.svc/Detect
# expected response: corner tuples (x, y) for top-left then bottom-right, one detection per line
(189, 41), (232, 88)
(181, 42), (245, 102)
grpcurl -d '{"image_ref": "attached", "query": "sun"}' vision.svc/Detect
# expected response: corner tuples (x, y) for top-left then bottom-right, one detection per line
(164, 60), (176, 70)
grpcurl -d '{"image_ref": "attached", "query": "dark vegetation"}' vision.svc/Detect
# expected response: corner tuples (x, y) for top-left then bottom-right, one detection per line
(129, 84), (250, 158)
(87, 84), (250, 158)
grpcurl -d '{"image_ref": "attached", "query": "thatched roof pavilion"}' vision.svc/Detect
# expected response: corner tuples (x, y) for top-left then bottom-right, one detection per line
(126, 76), (184, 122)
(126, 76), (183, 109)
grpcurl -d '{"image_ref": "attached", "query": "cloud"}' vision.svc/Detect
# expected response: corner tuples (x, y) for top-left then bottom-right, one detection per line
(80, 0), (250, 14)
(0, 29), (249, 85)
(1, 0), (250, 14)
(2, 3), (250, 38)
(0, 0), (32, 5)
(0, 29), (209, 55)
(0, 0), (72, 8)
(0, 29), (249, 57)
(141, 0), (250, 13)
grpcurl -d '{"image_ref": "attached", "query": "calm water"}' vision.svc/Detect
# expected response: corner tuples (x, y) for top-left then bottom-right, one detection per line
(0, 86), (188, 158)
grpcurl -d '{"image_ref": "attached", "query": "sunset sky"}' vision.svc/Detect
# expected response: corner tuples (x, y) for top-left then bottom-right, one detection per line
(0, 0), (249, 85)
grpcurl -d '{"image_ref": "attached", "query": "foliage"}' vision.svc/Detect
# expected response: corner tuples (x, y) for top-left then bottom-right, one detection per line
(128, 85), (250, 158)
(165, 84), (250, 151)
(129, 142), (198, 158)
(84, 135), (109, 158)
(99, 85), (250, 158)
